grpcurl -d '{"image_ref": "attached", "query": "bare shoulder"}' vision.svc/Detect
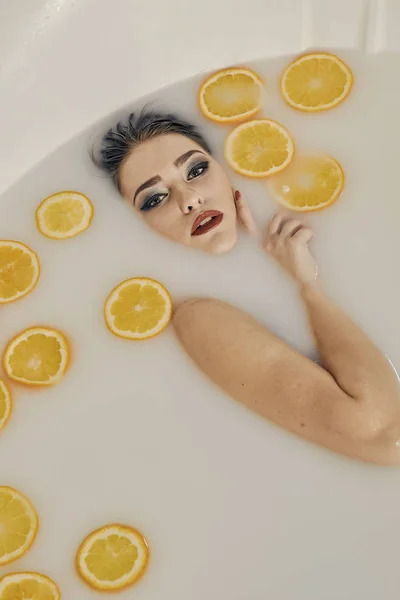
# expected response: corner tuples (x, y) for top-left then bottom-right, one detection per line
(173, 298), (400, 465)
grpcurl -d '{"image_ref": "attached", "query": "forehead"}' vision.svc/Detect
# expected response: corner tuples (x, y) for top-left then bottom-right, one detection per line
(119, 133), (206, 198)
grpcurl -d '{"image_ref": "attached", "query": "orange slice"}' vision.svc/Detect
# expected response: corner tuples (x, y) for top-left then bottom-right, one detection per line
(225, 119), (294, 178)
(0, 379), (12, 431)
(0, 487), (39, 565)
(0, 572), (60, 600)
(3, 327), (70, 386)
(76, 524), (149, 591)
(281, 53), (353, 112)
(199, 67), (264, 123)
(105, 277), (172, 340)
(0, 241), (40, 304)
(36, 191), (94, 239)
(268, 154), (344, 211)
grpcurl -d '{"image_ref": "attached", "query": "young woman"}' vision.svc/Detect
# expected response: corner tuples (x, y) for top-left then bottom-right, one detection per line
(97, 110), (400, 465)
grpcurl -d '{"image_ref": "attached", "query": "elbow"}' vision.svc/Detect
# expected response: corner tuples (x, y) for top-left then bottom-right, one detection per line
(368, 435), (400, 466)
(351, 396), (400, 465)
(350, 385), (400, 438)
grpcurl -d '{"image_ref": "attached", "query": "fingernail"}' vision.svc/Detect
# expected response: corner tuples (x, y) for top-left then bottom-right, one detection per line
(235, 190), (241, 201)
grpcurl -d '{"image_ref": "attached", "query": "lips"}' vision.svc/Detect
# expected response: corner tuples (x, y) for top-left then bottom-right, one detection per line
(191, 210), (224, 236)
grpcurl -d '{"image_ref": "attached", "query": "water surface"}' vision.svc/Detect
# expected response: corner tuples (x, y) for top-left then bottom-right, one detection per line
(0, 51), (400, 599)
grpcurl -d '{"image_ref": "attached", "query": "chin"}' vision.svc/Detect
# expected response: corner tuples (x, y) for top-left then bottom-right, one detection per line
(204, 231), (238, 255)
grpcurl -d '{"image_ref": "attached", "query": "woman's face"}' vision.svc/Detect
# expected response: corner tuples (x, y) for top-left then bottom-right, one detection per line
(119, 134), (238, 254)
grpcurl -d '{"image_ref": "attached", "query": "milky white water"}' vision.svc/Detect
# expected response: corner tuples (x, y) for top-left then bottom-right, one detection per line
(1, 51), (400, 599)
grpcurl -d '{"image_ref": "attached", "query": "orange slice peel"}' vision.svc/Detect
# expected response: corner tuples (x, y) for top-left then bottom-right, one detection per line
(0, 572), (60, 599)
(76, 524), (149, 591)
(0, 487), (39, 565)
(0, 241), (40, 304)
(199, 67), (264, 123)
(225, 119), (295, 178)
(281, 52), (353, 112)
(36, 191), (94, 239)
(3, 327), (70, 386)
(0, 379), (12, 431)
(268, 154), (345, 211)
(105, 277), (172, 340)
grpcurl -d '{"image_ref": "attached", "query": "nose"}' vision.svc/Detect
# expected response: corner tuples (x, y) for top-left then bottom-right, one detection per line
(176, 184), (203, 214)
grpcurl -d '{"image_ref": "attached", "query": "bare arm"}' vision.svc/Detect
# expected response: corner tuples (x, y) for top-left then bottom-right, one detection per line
(301, 284), (400, 402)
(266, 214), (400, 403)
(174, 214), (400, 465)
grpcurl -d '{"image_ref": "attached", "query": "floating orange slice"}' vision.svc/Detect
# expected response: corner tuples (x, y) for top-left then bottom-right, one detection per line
(225, 119), (294, 178)
(199, 67), (264, 123)
(268, 154), (344, 211)
(76, 524), (149, 591)
(0, 241), (40, 304)
(36, 191), (94, 239)
(0, 487), (39, 565)
(0, 572), (60, 600)
(0, 379), (12, 432)
(281, 53), (353, 112)
(105, 277), (172, 340)
(3, 327), (70, 386)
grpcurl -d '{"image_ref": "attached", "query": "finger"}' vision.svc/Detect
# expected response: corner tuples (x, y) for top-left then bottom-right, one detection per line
(280, 219), (303, 239)
(235, 191), (258, 237)
(267, 213), (284, 237)
(264, 214), (285, 250)
(292, 227), (314, 244)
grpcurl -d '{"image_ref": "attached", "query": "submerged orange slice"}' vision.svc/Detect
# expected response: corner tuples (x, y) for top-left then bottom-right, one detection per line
(268, 154), (344, 211)
(105, 277), (172, 340)
(281, 53), (353, 112)
(0, 379), (12, 432)
(3, 327), (70, 386)
(76, 524), (149, 591)
(0, 487), (39, 565)
(0, 572), (60, 600)
(199, 67), (264, 123)
(225, 119), (294, 178)
(0, 241), (40, 304)
(36, 191), (94, 239)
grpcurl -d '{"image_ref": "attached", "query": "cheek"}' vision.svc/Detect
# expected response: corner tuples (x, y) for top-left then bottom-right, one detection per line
(207, 170), (235, 213)
(141, 207), (171, 233)
(136, 203), (186, 240)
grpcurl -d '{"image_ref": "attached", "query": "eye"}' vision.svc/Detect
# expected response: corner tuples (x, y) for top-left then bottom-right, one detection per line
(187, 161), (209, 181)
(140, 192), (168, 212)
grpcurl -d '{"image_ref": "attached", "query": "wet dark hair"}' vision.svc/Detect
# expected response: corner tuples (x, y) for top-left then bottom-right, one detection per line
(97, 110), (212, 191)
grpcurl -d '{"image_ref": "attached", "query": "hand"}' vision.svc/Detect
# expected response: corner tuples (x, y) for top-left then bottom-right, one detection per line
(234, 190), (258, 237)
(264, 214), (318, 286)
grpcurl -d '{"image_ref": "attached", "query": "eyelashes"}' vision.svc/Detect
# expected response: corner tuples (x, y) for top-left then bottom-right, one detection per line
(139, 159), (210, 212)
(140, 192), (168, 212)
(187, 160), (209, 180)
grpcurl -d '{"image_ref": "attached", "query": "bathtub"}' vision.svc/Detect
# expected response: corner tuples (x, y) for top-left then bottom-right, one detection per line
(1, 1), (400, 599)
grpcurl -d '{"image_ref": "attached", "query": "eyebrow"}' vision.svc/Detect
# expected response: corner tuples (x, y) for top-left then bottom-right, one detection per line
(133, 150), (205, 204)
(133, 175), (162, 203)
(174, 149), (204, 167)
